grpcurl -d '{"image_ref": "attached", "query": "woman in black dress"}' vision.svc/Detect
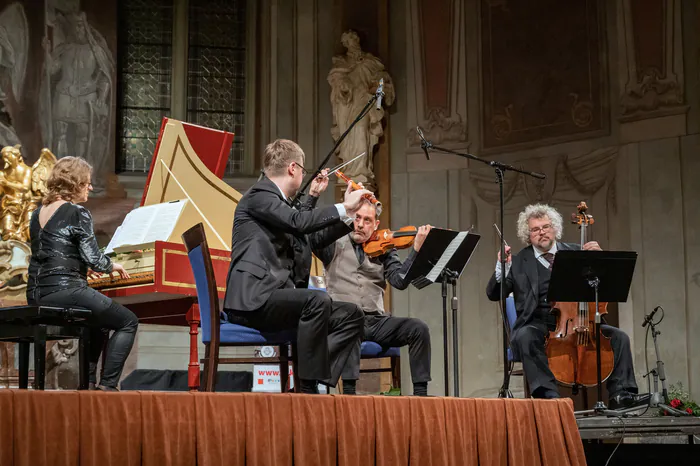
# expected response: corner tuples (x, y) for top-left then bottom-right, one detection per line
(27, 156), (138, 391)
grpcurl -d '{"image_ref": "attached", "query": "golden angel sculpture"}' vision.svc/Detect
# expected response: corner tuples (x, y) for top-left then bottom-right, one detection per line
(0, 145), (57, 242)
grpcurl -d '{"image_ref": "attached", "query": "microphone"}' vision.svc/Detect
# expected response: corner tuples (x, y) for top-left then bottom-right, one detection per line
(376, 78), (384, 110)
(415, 126), (431, 160)
(642, 306), (662, 328)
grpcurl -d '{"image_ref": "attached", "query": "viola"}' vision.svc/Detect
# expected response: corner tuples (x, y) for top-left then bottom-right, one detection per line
(363, 226), (417, 258)
(334, 170), (381, 208)
(545, 201), (614, 388)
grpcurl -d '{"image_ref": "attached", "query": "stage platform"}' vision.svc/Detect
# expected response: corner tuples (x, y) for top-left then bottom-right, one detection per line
(577, 412), (700, 441)
(0, 390), (587, 466)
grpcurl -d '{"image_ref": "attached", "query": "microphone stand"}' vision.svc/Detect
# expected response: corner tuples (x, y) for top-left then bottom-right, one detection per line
(417, 130), (545, 398)
(290, 85), (383, 209)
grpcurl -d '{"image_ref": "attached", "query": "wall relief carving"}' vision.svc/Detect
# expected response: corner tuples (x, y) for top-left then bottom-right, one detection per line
(406, 0), (468, 148)
(467, 147), (619, 210)
(617, 0), (685, 121)
(480, 0), (608, 150)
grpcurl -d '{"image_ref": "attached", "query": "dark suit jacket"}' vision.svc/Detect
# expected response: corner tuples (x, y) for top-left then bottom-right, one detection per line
(485, 242), (579, 331)
(291, 196), (352, 289)
(223, 177), (350, 311)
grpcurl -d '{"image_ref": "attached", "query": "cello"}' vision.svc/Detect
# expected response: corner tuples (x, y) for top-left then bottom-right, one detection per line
(545, 202), (615, 387)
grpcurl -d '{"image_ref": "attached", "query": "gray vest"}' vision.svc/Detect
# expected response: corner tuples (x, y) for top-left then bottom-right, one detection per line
(324, 235), (386, 314)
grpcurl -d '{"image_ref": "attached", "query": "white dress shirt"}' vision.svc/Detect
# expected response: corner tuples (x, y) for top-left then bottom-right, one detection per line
(495, 242), (559, 282)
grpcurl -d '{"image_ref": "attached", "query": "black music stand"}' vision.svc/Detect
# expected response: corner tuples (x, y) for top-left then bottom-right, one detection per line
(403, 228), (480, 397)
(547, 250), (637, 415)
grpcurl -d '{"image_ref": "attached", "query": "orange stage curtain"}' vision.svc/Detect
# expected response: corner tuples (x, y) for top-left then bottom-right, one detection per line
(336, 395), (375, 466)
(80, 391), (142, 466)
(291, 394), (337, 465)
(0, 390), (13, 466)
(12, 390), (80, 466)
(141, 391), (196, 466)
(0, 391), (587, 466)
(194, 393), (246, 466)
(373, 396), (411, 466)
(443, 397), (479, 465)
(243, 393), (293, 466)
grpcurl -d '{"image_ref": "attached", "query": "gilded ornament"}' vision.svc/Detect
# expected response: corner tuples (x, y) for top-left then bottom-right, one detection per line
(0, 146), (57, 242)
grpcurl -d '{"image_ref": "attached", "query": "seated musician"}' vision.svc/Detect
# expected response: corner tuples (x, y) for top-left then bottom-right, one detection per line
(223, 139), (371, 394)
(26, 157), (136, 391)
(486, 203), (641, 408)
(310, 198), (433, 396)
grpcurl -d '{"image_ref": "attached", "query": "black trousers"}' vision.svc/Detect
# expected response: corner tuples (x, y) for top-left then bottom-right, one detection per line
(341, 314), (432, 383)
(511, 320), (638, 397)
(33, 286), (139, 388)
(227, 288), (364, 387)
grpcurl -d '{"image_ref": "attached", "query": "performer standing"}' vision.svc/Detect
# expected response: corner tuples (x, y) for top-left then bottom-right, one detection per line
(223, 139), (371, 394)
(26, 156), (135, 391)
(486, 203), (641, 408)
(311, 199), (433, 396)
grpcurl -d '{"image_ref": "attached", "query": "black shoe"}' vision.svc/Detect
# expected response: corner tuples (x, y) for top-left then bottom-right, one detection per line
(609, 391), (650, 410)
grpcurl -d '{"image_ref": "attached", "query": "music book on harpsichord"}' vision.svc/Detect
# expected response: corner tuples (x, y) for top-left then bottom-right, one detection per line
(105, 199), (189, 254)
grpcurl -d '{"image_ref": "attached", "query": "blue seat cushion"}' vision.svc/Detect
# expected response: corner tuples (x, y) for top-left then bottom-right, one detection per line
(361, 341), (400, 358)
(213, 322), (297, 345)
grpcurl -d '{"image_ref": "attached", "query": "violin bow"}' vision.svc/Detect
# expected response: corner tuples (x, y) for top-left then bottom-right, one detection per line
(493, 223), (509, 248)
(326, 151), (367, 177)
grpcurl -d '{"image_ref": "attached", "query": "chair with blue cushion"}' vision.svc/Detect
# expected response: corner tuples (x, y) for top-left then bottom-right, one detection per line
(504, 294), (530, 397)
(308, 277), (401, 392)
(359, 341), (401, 390)
(182, 223), (299, 392)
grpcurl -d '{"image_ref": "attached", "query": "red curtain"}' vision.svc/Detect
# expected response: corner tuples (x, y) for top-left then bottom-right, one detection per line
(0, 390), (586, 466)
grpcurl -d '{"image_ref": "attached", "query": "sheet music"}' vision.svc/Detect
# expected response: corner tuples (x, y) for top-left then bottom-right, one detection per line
(425, 231), (468, 282)
(104, 226), (123, 255)
(104, 200), (187, 252)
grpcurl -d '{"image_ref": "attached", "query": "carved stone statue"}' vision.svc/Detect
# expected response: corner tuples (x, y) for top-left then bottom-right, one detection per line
(328, 30), (394, 192)
(0, 3), (28, 148)
(41, 8), (114, 193)
(0, 146), (57, 242)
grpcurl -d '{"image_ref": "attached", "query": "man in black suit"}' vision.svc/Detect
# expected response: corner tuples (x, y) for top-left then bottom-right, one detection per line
(223, 139), (371, 393)
(486, 204), (641, 408)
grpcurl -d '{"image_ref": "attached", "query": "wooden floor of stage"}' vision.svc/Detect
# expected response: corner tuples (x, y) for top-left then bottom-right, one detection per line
(0, 389), (588, 466)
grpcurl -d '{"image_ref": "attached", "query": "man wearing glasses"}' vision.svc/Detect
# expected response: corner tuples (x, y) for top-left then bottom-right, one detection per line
(224, 139), (373, 394)
(485, 204), (640, 409)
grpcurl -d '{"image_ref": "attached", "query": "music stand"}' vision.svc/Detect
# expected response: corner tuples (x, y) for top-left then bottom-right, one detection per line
(403, 228), (480, 397)
(547, 250), (637, 415)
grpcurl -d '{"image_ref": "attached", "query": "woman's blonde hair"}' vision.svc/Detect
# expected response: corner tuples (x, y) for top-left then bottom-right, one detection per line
(43, 157), (92, 205)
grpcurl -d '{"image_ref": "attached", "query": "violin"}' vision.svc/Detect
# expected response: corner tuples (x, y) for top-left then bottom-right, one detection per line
(363, 226), (417, 258)
(545, 201), (614, 388)
(334, 170), (381, 208)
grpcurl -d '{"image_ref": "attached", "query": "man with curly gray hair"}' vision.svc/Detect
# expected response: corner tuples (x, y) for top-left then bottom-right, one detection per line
(486, 203), (640, 409)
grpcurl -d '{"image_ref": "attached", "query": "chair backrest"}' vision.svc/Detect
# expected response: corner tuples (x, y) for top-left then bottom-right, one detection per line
(505, 294), (517, 330)
(182, 223), (220, 345)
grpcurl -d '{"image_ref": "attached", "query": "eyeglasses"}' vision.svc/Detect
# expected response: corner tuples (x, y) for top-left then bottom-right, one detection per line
(529, 224), (552, 234)
(294, 161), (308, 176)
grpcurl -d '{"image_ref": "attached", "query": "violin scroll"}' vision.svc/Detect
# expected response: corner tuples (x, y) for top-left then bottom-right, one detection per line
(335, 170), (382, 212)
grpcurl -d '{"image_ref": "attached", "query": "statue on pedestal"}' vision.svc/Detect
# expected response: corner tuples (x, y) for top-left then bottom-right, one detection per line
(328, 30), (394, 193)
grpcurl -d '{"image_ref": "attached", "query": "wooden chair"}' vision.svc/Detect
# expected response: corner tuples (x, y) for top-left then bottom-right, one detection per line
(0, 305), (92, 389)
(359, 342), (401, 390)
(182, 223), (299, 392)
